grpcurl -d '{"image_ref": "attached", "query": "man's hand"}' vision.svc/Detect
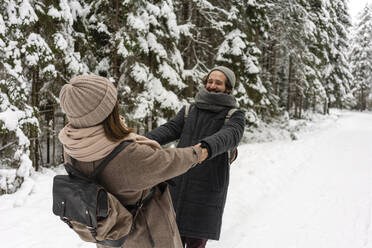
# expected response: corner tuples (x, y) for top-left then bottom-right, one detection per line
(194, 143), (208, 163)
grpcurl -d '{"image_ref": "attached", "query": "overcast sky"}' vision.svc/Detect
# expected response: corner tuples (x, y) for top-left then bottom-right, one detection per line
(348, 0), (372, 23)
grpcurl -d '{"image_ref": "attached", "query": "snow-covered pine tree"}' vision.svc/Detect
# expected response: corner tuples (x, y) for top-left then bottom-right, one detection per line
(262, 0), (327, 118)
(299, 0), (355, 114)
(40, 0), (90, 166)
(256, 0), (284, 117)
(72, 0), (118, 79)
(0, 79), (36, 194)
(322, 0), (354, 110)
(116, 0), (187, 131)
(299, 0), (329, 114)
(260, 0), (304, 117)
(262, 0), (353, 117)
(332, 0), (354, 107)
(8, 0), (65, 171)
(46, 0), (90, 78)
(8, 0), (81, 170)
(283, 0), (315, 118)
(215, 0), (270, 124)
(0, 0), (39, 194)
(0, 0), (90, 193)
(173, 0), (229, 97)
(53, 0), (185, 131)
(350, 3), (372, 111)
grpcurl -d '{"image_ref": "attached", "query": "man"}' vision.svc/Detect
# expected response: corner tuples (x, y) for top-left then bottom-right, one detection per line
(146, 66), (245, 248)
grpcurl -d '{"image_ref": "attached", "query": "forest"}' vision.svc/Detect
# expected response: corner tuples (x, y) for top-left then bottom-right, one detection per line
(0, 0), (371, 194)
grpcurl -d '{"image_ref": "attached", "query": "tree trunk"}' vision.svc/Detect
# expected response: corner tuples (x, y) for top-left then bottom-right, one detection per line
(30, 68), (40, 171)
(299, 94), (303, 119)
(47, 128), (50, 164)
(271, 41), (279, 96)
(112, 0), (119, 85)
(323, 98), (328, 115)
(38, 140), (44, 167)
(361, 88), (365, 111)
(147, 114), (153, 132)
(52, 105), (56, 166)
(184, 1), (194, 98)
(266, 46), (271, 73)
(312, 94), (316, 112)
(254, 27), (259, 44)
(294, 84), (299, 119)
(303, 92), (309, 111)
(286, 56), (293, 112)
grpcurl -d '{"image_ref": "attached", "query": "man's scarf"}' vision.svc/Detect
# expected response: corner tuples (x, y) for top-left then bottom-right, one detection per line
(194, 87), (238, 112)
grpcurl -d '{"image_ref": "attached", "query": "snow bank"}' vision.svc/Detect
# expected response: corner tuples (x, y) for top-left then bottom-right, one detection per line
(0, 109), (355, 248)
(243, 109), (340, 143)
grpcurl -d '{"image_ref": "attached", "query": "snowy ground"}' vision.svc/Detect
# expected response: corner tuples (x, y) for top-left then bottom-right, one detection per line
(1, 110), (372, 248)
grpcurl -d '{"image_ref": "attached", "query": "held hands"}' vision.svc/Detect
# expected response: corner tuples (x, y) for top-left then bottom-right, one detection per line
(194, 143), (208, 164)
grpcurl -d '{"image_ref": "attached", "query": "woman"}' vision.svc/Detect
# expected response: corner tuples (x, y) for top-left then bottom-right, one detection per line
(58, 75), (208, 248)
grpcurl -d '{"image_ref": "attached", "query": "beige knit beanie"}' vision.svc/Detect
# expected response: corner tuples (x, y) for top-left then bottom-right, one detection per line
(59, 75), (117, 128)
(210, 66), (236, 88)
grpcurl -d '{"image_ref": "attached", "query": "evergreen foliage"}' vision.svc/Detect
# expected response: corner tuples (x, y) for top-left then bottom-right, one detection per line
(350, 3), (372, 111)
(0, 0), (39, 193)
(118, 0), (187, 129)
(216, 0), (270, 123)
(0, 0), (362, 193)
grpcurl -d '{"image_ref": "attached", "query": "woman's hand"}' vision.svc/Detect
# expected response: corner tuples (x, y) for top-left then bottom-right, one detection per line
(194, 143), (208, 163)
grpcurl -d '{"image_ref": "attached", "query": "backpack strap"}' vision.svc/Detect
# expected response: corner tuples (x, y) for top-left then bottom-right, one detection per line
(64, 162), (87, 179)
(225, 108), (238, 124)
(184, 103), (191, 120)
(90, 141), (132, 180)
(65, 141), (132, 181)
(225, 108), (238, 163)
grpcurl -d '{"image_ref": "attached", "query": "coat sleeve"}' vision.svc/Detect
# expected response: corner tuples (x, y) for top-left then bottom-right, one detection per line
(144, 106), (186, 145)
(122, 143), (202, 190)
(201, 110), (245, 159)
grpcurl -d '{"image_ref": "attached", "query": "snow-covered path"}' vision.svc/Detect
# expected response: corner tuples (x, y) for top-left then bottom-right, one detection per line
(209, 111), (372, 248)
(1, 111), (372, 248)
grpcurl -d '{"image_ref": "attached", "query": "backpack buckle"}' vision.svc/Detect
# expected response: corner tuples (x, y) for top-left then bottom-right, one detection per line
(60, 217), (73, 229)
(87, 226), (98, 238)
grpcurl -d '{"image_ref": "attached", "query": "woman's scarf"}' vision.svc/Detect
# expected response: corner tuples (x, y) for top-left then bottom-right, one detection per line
(58, 119), (161, 162)
(194, 87), (238, 112)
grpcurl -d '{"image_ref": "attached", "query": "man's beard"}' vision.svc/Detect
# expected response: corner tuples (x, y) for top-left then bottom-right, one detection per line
(206, 88), (220, 93)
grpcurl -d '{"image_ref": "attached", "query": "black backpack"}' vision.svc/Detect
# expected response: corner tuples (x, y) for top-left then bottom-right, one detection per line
(52, 141), (154, 247)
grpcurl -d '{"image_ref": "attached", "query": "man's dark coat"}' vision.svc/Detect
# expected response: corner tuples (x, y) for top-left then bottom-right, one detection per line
(146, 103), (245, 240)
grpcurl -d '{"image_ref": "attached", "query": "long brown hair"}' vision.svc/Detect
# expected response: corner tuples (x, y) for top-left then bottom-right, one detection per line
(102, 102), (134, 142)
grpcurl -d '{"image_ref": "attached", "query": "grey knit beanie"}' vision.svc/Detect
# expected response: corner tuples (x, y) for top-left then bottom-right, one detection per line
(210, 66), (236, 88)
(59, 75), (117, 128)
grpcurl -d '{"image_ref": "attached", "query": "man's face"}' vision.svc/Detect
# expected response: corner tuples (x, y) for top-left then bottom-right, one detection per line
(205, 70), (227, 93)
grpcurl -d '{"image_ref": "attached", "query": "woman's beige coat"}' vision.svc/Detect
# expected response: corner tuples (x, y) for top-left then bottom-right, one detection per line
(63, 138), (202, 248)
